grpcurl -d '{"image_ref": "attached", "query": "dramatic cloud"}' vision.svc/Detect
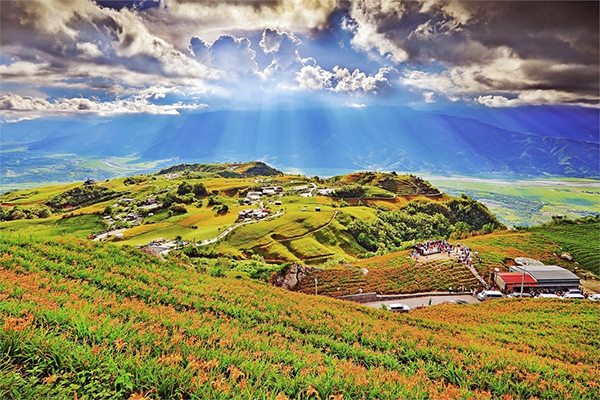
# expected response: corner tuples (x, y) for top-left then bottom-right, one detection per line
(260, 28), (302, 71)
(0, 0), (598, 114)
(0, 92), (207, 119)
(343, 0), (599, 104)
(190, 35), (258, 74)
(296, 65), (397, 94)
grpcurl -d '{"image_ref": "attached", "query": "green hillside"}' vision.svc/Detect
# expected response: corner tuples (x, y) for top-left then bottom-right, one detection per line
(1, 164), (503, 266)
(1, 235), (598, 400)
(156, 161), (282, 178)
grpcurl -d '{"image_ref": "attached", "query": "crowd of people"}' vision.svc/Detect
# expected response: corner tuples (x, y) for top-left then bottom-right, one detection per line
(411, 241), (481, 267)
(413, 240), (452, 256)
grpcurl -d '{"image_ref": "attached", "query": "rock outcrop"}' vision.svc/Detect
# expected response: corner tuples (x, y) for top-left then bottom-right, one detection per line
(560, 253), (573, 261)
(271, 264), (321, 291)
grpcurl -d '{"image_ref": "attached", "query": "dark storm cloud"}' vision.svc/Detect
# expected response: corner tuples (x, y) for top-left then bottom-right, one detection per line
(0, 0), (212, 90)
(345, 0), (598, 104)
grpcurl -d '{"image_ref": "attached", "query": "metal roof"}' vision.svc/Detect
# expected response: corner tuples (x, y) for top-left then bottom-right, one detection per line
(510, 265), (579, 282)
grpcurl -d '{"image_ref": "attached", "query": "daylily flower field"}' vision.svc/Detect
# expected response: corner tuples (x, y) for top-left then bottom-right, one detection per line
(1, 235), (598, 399)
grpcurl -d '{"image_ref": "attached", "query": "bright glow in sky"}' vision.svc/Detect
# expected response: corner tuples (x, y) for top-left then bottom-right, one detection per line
(0, 0), (598, 122)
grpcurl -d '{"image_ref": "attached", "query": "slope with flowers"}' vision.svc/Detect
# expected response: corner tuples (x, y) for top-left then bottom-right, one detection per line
(1, 235), (598, 400)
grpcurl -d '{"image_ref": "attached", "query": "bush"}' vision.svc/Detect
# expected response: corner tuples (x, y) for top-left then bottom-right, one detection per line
(169, 203), (187, 215)
(333, 185), (365, 198)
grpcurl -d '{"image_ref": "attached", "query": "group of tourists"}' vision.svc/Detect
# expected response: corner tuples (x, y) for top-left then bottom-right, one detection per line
(413, 239), (452, 256)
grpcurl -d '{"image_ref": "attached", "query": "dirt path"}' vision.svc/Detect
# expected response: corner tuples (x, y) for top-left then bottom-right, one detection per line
(195, 211), (285, 247)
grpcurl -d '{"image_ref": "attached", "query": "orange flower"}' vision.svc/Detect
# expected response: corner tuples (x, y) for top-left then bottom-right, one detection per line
(43, 374), (58, 385)
(128, 392), (150, 400)
(227, 365), (245, 381)
(113, 337), (126, 351)
(275, 393), (289, 400)
(211, 377), (230, 393)
(329, 395), (344, 400)
(304, 385), (321, 399)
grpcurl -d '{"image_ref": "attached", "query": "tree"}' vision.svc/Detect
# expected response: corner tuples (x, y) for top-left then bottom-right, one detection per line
(177, 181), (193, 196)
(192, 182), (208, 197)
(169, 203), (187, 215)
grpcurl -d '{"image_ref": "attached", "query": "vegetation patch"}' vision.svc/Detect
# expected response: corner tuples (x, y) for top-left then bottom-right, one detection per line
(46, 184), (120, 210)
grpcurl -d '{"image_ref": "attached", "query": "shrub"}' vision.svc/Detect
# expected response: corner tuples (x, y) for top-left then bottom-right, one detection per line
(169, 203), (187, 215)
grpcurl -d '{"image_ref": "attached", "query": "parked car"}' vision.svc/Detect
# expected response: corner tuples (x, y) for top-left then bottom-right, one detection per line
(477, 290), (503, 301)
(538, 293), (560, 299)
(388, 303), (411, 313)
(507, 292), (532, 298)
(562, 292), (585, 299)
(588, 293), (600, 301)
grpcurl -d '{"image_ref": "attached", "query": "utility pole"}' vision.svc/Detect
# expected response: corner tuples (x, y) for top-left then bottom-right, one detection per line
(520, 265), (527, 297)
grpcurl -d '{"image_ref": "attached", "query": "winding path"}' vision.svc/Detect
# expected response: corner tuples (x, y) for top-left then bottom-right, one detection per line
(195, 211), (285, 247)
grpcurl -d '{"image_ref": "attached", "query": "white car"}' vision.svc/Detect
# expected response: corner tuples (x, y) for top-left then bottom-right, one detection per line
(388, 303), (411, 313)
(538, 293), (560, 299)
(562, 293), (585, 299)
(588, 293), (600, 301)
(507, 292), (532, 298)
(477, 290), (503, 301)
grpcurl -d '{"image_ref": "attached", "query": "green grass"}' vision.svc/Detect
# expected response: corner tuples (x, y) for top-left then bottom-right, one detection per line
(0, 214), (104, 238)
(528, 222), (600, 274)
(362, 185), (395, 198)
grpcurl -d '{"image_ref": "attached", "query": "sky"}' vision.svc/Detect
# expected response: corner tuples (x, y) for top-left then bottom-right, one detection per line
(0, 0), (598, 122)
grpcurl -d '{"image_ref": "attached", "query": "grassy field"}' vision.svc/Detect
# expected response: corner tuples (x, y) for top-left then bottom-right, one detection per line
(1, 235), (598, 400)
(0, 214), (104, 238)
(428, 176), (600, 227)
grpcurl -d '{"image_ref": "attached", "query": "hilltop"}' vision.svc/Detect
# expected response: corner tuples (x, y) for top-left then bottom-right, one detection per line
(292, 216), (599, 297)
(328, 171), (441, 197)
(156, 161), (282, 179)
(0, 163), (503, 266)
(1, 235), (598, 400)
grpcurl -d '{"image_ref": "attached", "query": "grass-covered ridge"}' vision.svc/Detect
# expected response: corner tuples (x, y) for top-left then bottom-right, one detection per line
(1, 235), (599, 400)
(328, 171), (442, 197)
(156, 161), (282, 178)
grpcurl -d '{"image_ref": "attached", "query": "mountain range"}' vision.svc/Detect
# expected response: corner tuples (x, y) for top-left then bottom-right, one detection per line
(2, 105), (598, 181)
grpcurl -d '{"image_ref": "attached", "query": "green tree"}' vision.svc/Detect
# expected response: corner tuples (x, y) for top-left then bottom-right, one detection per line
(177, 181), (193, 196)
(192, 182), (208, 197)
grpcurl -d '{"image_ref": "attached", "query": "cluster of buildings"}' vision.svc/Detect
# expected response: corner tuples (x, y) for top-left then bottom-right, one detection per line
(493, 257), (580, 293)
(237, 208), (271, 220)
(246, 186), (283, 201)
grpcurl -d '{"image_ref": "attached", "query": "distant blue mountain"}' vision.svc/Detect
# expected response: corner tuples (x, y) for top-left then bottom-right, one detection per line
(5, 105), (599, 179)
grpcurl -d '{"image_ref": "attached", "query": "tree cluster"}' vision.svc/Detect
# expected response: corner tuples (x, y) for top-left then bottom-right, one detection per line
(0, 205), (52, 221)
(345, 195), (505, 252)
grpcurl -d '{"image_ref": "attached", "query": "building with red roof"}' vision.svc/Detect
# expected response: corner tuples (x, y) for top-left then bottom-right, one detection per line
(495, 272), (538, 292)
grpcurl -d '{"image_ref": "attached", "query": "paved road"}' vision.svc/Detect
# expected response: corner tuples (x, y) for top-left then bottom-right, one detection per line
(363, 294), (480, 309)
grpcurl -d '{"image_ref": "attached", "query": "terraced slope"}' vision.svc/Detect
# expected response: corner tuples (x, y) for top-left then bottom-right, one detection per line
(1, 235), (598, 400)
(294, 254), (479, 296)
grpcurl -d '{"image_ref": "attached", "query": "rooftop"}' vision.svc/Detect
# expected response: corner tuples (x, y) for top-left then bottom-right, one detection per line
(510, 265), (580, 282)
